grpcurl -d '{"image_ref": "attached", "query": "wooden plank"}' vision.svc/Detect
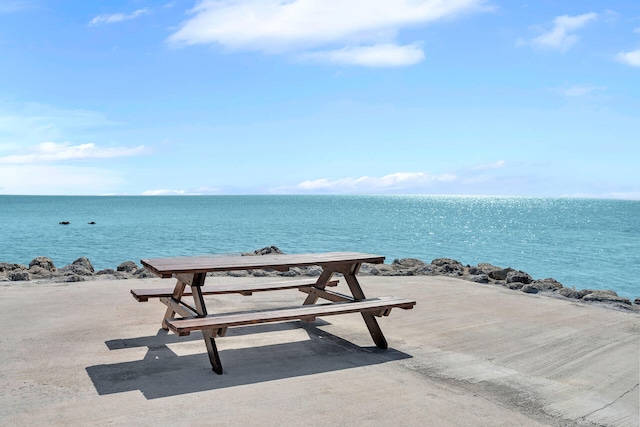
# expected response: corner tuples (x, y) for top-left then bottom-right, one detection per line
(298, 287), (354, 303)
(159, 297), (198, 318)
(166, 297), (416, 336)
(140, 252), (385, 278)
(131, 279), (339, 302)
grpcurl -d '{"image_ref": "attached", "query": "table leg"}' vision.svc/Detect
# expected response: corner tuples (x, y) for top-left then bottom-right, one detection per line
(190, 272), (224, 374)
(341, 263), (388, 349)
(303, 268), (334, 305)
(162, 278), (187, 330)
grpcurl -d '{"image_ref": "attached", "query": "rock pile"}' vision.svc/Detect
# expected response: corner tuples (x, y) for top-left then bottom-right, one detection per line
(1, 247), (636, 310)
(0, 257), (154, 283)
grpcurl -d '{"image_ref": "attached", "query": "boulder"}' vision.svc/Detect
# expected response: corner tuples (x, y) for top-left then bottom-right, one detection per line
(506, 270), (533, 284)
(529, 278), (563, 292)
(392, 258), (426, 268)
(582, 290), (631, 305)
(27, 266), (53, 279)
(303, 265), (323, 276)
(489, 267), (515, 281)
(117, 261), (138, 273)
(467, 274), (490, 284)
(0, 262), (27, 273)
(72, 257), (94, 273)
(8, 270), (30, 281)
(431, 258), (464, 276)
(133, 268), (155, 278)
(29, 257), (56, 272)
(243, 246), (283, 256)
(228, 270), (250, 277)
(59, 257), (95, 276)
(280, 267), (302, 277)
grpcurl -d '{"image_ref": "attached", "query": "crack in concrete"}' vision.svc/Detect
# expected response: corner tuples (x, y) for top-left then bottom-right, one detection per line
(580, 383), (639, 423)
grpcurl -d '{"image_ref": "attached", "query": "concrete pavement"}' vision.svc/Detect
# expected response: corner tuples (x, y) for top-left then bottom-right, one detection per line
(0, 275), (638, 426)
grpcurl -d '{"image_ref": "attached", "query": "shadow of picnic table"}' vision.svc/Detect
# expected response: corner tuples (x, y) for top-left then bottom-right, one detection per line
(86, 321), (412, 400)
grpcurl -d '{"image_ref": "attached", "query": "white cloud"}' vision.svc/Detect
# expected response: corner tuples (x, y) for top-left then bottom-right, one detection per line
(616, 49), (640, 67)
(300, 43), (425, 67)
(168, 0), (490, 67)
(0, 141), (146, 164)
(142, 189), (187, 195)
(295, 172), (457, 193)
(531, 13), (597, 52)
(88, 8), (149, 26)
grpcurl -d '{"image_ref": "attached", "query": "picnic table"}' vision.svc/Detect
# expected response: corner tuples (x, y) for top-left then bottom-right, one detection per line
(133, 252), (416, 374)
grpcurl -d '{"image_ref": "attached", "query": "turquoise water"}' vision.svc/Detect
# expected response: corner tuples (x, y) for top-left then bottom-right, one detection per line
(1, 195), (638, 299)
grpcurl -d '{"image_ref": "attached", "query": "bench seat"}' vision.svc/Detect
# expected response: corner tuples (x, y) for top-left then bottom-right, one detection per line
(131, 279), (339, 302)
(166, 297), (416, 336)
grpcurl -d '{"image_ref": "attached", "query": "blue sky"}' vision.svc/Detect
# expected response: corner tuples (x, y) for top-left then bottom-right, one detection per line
(1, 0), (639, 198)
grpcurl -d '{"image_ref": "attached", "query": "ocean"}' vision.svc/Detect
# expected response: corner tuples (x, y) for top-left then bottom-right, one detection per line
(1, 195), (638, 299)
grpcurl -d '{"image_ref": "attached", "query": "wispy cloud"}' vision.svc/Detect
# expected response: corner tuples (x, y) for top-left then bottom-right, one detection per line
(0, 141), (146, 164)
(167, 0), (491, 67)
(142, 189), (187, 196)
(616, 49), (640, 67)
(88, 8), (149, 26)
(529, 13), (597, 52)
(292, 172), (457, 193)
(559, 84), (605, 97)
(299, 43), (425, 67)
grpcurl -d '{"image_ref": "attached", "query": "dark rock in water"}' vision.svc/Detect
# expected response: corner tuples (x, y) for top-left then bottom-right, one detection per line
(59, 221), (70, 225)
(29, 256), (56, 272)
(8, 270), (30, 281)
(243, 246), (283, 256)
(117, 261), (138, 273)
(88, 221), (96, 225)
(582, 290), (631, 305)
(506, 270), (533, 284)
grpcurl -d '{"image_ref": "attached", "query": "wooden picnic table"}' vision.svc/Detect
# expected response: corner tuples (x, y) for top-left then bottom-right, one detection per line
(134, 252), (416, 374)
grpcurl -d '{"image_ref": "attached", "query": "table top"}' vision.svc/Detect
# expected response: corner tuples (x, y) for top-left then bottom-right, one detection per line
(141, 252), (385, 278)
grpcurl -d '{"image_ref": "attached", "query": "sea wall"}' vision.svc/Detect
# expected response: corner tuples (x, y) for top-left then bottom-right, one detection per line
(1, 246), (637, 310)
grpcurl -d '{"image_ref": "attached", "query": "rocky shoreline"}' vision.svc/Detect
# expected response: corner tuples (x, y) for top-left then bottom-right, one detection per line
(1, 246), (638, 312)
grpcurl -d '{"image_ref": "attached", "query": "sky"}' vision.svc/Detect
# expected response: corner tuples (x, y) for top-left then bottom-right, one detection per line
(0, 0), (639, 198)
